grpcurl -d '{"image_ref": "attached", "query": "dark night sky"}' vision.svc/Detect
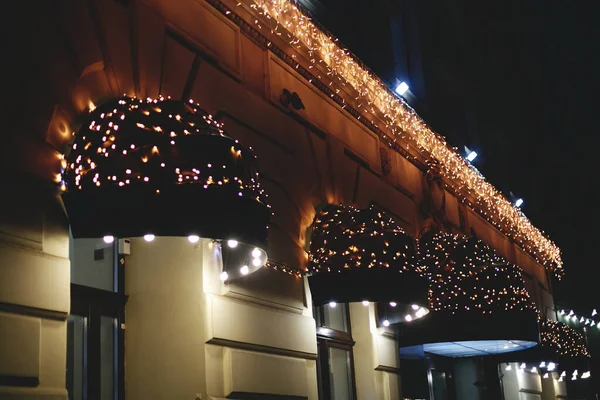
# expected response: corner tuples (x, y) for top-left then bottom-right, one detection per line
(449, 2), (600, 310)
(307, 0), (600, 310)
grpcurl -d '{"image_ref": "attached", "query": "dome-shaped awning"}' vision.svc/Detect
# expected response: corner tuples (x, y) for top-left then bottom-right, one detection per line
(61, 96), (270, 278)
(307, 204), (428, 309)
(399, 233), (539, 358)
(501, 319), (592, 377)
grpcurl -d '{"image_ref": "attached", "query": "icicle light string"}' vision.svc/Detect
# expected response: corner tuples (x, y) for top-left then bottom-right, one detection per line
(244, 0), (562, 278)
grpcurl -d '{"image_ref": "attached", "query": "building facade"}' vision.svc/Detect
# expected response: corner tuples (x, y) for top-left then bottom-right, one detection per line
(0, 0), (595, 399)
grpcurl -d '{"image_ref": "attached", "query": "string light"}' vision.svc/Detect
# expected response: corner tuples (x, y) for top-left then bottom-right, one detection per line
(558, 307), (599, 328)
(265, 260), (306, 277)
(540, 320), (591, 358)
(63, 96), (269, 212)
(420, 233), (535, 314)
(246, 0), (562, 278)
(308, 204), (423, 276)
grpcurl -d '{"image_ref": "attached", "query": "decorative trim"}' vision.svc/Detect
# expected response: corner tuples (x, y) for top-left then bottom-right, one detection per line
(375, 365), (401, 375)
(206, 338), (317, 360)
(0, 302), (68, 321)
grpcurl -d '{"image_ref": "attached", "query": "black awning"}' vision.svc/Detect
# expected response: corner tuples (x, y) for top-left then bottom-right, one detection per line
(398, 233), (540, 357)
(61, 96), (269, 250)
(307, 204), (428, 307)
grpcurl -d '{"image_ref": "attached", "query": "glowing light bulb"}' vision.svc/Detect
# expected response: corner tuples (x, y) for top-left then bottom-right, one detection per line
(240, 265), (249, 275)
(581, 371), (590, 379)
(383, 319), (390, 327)
(539, 362), (546, 368)
(543, 373), (548, 379)
(144, 234), (155, 242)
(466, 151), (478, 162)
(505, 364), (512, 371)
(103, 235), (114, 244)
(219, 271), (229, 281)
(531, 366), (537, 373)
(252, 257), (262, 267)
(405, 315), (413, 322)
(547, 362), (556, 371)
(362, 301), (369, 306)
(188, 235), (200, 243)
(389, 302), (397, 307)
(329, 302), (336, 308)
(520, 363), (526, 370)
(514, 198), (524, 208)
(411, 304), (419, 310)
(395, 81), (409, 96)
(252, 248), (261, 258)
(227, 240), (238, 248)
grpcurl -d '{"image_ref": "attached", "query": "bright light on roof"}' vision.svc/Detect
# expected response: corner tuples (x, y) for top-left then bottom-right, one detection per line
(514, 198), (524, 208)
(466, 151), (478, 162)
(395, 81), (409, 96)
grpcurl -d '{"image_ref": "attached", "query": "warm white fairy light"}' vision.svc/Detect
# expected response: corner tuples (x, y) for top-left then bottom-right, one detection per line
(240, 265), (249, 275)
(249, 0), (562, 277)
(188, 235), (200, 243)
(144, 234), (155, 242)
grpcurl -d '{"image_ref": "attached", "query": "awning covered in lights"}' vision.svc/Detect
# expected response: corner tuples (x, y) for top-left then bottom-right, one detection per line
(502, 319), (591, 373)
(399, 233), (539, 358)
(61, 96), (270, 279)
(307, 204), (428, 309)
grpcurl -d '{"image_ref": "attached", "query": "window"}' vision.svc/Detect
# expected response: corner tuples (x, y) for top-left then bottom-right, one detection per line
(67, 233), (126, 400)
(315, 304), (357, 400)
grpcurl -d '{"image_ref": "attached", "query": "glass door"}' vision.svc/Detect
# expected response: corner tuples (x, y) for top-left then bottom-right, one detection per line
(67, 284), (125, 400)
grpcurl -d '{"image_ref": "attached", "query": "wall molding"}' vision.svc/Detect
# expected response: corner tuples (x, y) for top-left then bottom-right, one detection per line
(207, 338), (317, 360)
(0, 302), (68, 321)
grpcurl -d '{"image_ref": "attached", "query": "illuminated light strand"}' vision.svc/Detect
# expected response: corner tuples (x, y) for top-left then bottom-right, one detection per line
(308, 204), (424, 276)
(247, 0), (562, 277)
(557, 308), (599, 328)
(266, 260), (306, 277)
(540, 319), (591, 359)
(63, 96), (270, 208)
(420, 233), (536, 314)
